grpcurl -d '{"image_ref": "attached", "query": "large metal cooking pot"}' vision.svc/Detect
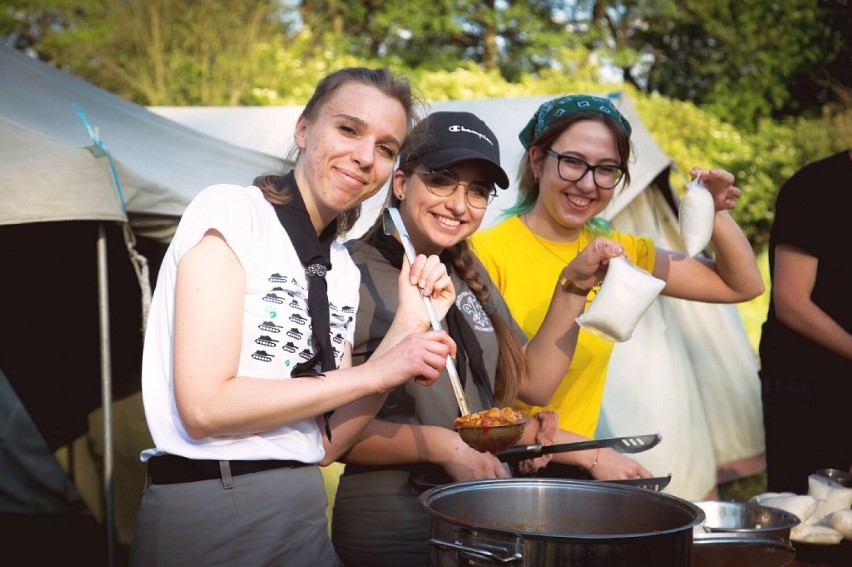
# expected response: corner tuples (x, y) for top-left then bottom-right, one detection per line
(419, 478), (705, 566)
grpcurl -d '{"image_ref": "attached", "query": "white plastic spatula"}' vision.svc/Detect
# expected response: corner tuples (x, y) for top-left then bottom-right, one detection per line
(382, 207), (471, 417)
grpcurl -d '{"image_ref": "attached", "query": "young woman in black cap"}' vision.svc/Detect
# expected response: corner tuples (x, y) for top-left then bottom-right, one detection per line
(331, 111), (652, 567)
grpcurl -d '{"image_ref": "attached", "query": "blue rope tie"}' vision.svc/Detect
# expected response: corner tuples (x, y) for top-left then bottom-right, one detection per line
(73, 103), (126, 211)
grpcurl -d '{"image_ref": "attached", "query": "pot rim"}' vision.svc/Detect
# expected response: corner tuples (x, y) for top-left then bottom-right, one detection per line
(692, 500), (801, 534)
(419, 477), (706, 540)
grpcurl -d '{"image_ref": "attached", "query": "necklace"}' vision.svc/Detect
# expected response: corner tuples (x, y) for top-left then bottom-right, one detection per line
(520, 214), (581, 264)
(521, 215), (602, 294)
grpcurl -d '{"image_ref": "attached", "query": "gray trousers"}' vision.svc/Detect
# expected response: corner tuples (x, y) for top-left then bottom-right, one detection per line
(129, 462), (339, 567)
(332, 469), (429, 567)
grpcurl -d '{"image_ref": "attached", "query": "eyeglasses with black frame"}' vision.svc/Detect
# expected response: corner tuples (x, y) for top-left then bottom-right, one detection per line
(545, 148), (625, 189)
(414, 169), (497, 209)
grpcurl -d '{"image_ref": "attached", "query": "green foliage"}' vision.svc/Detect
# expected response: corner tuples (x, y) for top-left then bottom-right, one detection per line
(0, 0), (82, 48)
(247, 30), (368, 105)
(736, 249), (770, 356)
(631, 92), (850, 252)
(625, 0), (849, 130)
(4, 0), (849, 254)
(403, 49), (609, 102)
(718, 471), (767, 503)
(293, 0), (588, 82)
(3, 0), (295, 106)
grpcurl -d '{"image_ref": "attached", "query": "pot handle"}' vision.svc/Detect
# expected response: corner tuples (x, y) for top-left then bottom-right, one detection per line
(429, 538), (523, 564)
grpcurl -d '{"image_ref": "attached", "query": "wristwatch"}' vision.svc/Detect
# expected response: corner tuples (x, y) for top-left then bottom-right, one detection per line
(559, 276), (593, 296)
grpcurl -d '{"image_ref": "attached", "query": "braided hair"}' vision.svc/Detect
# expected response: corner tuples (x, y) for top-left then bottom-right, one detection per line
(379, 160), (530, 406)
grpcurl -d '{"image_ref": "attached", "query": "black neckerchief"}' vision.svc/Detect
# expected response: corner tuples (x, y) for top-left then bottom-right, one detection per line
(366, 228), (496, 410)
(272, 171), (336, 441)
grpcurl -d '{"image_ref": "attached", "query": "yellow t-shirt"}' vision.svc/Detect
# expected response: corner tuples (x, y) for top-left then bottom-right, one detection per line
(471, 216), (656, 437)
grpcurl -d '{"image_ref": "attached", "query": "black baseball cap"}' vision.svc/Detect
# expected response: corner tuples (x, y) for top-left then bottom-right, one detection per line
(399, 111), (510, 189)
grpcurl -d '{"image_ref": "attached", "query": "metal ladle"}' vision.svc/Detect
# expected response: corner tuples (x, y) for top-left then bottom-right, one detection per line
(382, 207), (471, 417)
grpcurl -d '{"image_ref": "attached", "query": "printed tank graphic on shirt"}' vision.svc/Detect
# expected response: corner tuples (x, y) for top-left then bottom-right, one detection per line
(457, 290), (494, 332)
(249, 272), (353, 368)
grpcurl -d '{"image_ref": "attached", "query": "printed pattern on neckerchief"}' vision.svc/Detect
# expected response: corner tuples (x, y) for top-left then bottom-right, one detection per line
(518, 94), (632, 150)
(272, 171), (336, 441)
(366, 228), (497, 412)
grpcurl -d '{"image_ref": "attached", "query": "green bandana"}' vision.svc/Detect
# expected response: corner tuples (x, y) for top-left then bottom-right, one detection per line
(518, 94), (632, 149)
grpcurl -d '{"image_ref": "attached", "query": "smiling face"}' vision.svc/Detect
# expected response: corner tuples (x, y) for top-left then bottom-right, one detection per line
(293, 82), (408, 231)
(395, 160), (493, 256)
(529, 119), (621, 239)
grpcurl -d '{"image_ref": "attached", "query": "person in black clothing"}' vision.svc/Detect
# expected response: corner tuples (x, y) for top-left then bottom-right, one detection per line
(759, 149), (852, 494)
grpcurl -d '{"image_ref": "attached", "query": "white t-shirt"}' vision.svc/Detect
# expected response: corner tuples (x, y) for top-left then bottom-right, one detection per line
(140, 184), (359, 463)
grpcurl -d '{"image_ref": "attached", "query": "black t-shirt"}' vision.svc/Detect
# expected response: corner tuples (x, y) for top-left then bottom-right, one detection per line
(759, 150), (852, 377)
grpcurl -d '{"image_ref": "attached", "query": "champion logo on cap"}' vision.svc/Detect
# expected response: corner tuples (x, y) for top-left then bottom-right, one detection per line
(448, 124), (495, 146)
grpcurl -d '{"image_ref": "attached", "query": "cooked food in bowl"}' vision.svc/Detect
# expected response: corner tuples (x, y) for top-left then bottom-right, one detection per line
(454, 406), (525, 429)
(454, 407), (527, 454)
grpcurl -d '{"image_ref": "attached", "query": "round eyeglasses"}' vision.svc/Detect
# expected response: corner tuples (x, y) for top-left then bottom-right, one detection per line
(414, 169), (497, 209)
(545, 149), (625, 189)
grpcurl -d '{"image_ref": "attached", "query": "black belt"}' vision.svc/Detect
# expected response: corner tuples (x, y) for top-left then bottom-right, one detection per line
(148, 455), (310, 484)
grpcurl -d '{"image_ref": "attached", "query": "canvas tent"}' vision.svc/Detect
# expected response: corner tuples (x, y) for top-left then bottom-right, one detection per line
(153, 94), (674, 237)
(153, 96), (765, 500)
(0, 45), (286, 239)
(0, 44), (285, 564)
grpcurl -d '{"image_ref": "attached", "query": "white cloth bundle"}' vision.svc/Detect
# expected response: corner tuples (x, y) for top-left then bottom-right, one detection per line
(832, 509), (852, 540)
(804, 478), (852, 528)
(750, 478), (852, 543)
(678, 177), (715, 258)
(576, 255), (666, 342)
(791, 525), (845, 544)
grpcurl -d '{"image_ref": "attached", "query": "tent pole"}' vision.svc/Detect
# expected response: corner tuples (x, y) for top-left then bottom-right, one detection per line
(97, 223), (115, 567)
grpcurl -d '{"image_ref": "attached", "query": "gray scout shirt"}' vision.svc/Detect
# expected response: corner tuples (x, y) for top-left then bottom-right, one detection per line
(347, 237), (527, 429)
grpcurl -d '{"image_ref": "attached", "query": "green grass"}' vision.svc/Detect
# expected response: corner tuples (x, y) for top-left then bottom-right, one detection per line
(718, 471), (768, 502)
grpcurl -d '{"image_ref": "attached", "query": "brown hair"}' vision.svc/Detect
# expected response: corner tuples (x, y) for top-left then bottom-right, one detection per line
(254, 67), (423, 235)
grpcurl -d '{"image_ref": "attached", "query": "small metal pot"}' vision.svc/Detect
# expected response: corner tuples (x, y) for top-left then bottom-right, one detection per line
(691, 501), (800, 567)
(419, 478), (704, 566)
(692, 500), (800, 541)
(816, 468), (852, 487)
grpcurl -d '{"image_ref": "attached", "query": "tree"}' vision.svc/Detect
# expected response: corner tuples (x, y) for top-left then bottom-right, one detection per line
(2, 0), (295, 106)
(293, 0), (585, 81)
(577, 0), (850, 129)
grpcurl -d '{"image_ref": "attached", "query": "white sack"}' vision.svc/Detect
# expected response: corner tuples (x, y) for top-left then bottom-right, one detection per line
(831, 509), (852, 540)
(576, 256), (665, 342)
(678, 177), (715, 258)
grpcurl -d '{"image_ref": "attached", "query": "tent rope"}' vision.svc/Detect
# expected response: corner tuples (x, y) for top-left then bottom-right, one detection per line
(123, 223), (152, 333)
(73, 103), (126, 211)
(73, 103), (151, 332)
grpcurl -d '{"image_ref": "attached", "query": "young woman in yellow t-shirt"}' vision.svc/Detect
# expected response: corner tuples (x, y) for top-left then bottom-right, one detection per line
(472, 95), (764, 440)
